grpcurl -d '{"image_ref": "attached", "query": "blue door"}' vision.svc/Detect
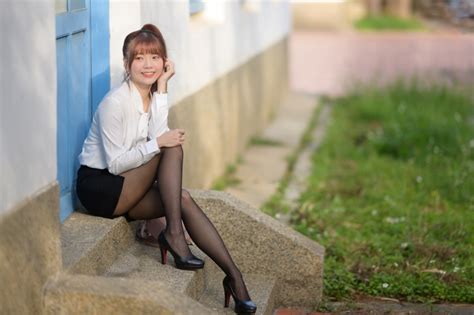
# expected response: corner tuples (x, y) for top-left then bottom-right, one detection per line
(56, 0), (109, 222)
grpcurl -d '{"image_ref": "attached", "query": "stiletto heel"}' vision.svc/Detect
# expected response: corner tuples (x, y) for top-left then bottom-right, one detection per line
(157, 232), (204, 270)
(222, 276), (257, 314)
(224, 286), (231, 308)
(159, 247), (167, 265)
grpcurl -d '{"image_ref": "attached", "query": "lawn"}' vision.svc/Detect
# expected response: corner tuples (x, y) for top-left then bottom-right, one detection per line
(290, 82), (474, 303)
(355, 15), (424, 31)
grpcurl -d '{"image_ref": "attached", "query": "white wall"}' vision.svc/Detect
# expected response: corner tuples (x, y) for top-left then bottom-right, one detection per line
(0, 0), (290, 214)
(109, 0), (291, 105)
(0, 0), (57, 214)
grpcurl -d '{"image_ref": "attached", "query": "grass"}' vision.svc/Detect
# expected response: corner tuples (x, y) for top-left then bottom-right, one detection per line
(290, 81), (474, 303)
(211, 159), (242, 190)
(355, 15), (424, 31)
(249, 136), (284, 147)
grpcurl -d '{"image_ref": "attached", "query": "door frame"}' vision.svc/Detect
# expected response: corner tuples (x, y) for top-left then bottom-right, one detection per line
(90, 0), (110, 115)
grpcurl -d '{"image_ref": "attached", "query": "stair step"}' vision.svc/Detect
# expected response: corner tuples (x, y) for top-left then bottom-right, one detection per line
(102, 241), (207, 299)
(60, 212), (132, 275)
(44, 273), (217, 315)
(199, 260), (277, 315)
(56, 211), (281, 314)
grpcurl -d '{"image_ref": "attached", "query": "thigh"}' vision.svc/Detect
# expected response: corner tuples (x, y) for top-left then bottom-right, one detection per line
(125, 183), (166, 220)
(113, 154), (161, 216)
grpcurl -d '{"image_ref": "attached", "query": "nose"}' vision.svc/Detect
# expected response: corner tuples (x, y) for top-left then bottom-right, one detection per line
(144, 56), (152, 67)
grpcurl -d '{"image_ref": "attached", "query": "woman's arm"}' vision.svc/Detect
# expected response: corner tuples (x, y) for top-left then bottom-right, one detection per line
(98, 99), (159, 175)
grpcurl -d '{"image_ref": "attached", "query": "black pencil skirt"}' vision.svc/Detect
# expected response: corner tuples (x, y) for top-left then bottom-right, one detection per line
(76, 165), (125, 218)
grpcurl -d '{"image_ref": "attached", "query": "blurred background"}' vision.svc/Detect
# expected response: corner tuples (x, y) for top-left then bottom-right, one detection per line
(1, 1), (473, 314)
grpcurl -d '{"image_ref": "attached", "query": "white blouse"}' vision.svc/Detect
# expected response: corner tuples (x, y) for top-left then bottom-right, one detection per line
(78, 81), (170, 175)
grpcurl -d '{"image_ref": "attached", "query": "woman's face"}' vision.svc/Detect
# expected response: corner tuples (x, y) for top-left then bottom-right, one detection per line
(128, 53), (164, 90)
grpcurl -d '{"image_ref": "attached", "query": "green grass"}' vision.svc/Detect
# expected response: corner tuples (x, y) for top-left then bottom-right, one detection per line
(211, 161), (241, 191)
(355, 15), (424, 31)
(249, 137), (284, 147)
(291, 82), (474, 303)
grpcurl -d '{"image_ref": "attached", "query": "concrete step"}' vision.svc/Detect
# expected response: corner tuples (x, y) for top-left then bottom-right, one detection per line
(198, 262), (277, 315)
(44, 273), (216, 315)
(102, 241), (207, 299)
(54, 212), (277, 314)
(60, 212), (132, 275)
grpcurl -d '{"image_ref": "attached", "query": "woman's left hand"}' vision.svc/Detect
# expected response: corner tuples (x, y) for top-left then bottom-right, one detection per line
(158, 58), (175, 84)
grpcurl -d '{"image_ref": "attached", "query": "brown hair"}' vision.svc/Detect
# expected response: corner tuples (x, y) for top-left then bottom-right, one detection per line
(122, 24), (168, 93)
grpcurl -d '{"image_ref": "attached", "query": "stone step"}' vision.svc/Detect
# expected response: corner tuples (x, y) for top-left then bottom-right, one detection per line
(198, 262), (277, 315)
(60, 212), (132, 275)
(102, 241), (207, 299)
(44, 273), (216, 315)
(55, 211), (276, 314)
(52, 189), (324, 313)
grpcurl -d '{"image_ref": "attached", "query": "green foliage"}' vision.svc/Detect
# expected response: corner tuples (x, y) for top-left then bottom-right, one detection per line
(211, 162), (241, 190)
(249, 137), (284, 147)
(355, 15), (424, 31)
(292, 82), (474, 303)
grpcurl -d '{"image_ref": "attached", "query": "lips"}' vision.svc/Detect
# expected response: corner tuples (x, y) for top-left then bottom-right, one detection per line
(142, 72), (156, 78)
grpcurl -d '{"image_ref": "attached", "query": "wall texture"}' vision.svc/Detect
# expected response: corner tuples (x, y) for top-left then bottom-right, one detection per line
(0, 0), (57, 214)
(171, 38), (289, 189)
(109, 1), (291, 106)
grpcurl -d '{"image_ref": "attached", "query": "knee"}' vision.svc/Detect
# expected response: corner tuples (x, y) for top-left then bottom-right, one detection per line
(181, 189), (191, 206)
(163, 145), (183, 160)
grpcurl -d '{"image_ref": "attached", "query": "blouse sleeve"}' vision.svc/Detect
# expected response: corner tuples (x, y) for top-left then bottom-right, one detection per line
(148, 93), (170, 139)
(98, 98), (159, 175)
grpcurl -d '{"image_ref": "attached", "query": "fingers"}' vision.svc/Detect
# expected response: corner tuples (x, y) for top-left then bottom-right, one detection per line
(164, 59), (175, 73)
(171, 128), (185, 144)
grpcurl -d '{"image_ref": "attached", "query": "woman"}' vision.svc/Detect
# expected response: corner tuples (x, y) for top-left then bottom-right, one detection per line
(76, 24), (256, 314)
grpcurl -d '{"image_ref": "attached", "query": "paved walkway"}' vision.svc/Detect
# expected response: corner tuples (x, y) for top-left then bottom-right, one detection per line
(225, 92), (317, 209)
(290, 31), (474, 96)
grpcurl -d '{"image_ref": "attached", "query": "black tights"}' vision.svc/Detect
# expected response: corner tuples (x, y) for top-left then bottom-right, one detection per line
(113, 146), (250, 300)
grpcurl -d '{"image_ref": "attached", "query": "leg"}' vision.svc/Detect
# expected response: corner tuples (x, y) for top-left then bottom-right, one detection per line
(113, 154), (161, 216)
(180, 189), (251, 301)
(154, 145), (192, 258)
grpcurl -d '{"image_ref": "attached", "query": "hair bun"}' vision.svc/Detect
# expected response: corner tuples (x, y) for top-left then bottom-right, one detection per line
(141, 24), (160, 36)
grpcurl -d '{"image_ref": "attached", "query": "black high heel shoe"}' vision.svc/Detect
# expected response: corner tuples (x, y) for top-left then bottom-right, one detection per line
(158, 232), (204, 270)
(223, 275), (257, 314)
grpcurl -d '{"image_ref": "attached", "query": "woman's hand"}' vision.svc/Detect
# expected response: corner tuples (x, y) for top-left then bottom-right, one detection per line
(157, 58), (175, 84)
(156, 129), (185, 148)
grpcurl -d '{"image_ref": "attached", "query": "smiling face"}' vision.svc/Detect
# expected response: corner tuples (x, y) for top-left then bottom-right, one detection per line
(128, 53), (164, 91)
(123, 28), (167, 94)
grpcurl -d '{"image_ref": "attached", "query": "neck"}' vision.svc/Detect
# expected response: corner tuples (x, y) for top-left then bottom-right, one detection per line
(131, 80), (151, 101)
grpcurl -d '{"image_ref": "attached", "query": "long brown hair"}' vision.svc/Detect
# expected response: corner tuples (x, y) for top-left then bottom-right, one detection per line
(122, 24), (168, 93)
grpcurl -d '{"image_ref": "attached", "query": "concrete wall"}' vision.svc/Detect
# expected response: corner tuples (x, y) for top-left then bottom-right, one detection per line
(0, 3), (60, 315)
(0, 0), (57, 215)
(109, 0), (291, 105)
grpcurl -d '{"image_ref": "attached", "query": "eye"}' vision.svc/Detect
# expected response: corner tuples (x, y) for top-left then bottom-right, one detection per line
(152, 55), (161, 60)
(135, 55), (144, 60)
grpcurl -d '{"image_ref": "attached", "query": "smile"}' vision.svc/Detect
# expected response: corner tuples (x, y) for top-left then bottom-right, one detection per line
(141, 71), (156, 78)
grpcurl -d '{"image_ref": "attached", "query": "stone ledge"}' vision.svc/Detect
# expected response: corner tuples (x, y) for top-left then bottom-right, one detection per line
(190, 190), (325, 309)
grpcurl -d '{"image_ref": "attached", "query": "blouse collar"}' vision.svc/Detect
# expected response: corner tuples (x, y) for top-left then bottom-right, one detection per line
(128, 80), (151, 114)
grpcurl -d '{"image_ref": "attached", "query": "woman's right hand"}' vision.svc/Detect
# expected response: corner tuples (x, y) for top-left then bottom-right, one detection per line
(156, 129), (185, 148)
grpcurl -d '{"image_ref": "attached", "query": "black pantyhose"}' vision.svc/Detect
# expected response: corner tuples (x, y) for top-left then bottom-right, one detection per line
(115, 146), (250, 301)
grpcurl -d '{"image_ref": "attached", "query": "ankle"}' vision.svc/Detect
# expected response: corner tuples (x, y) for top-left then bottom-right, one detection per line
(165, 227), (184, 237)
(228, 271), (244, 285)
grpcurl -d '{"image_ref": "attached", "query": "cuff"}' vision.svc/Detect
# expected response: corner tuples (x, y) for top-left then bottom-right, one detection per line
(144, 138), (160, 155)
(153, 93), (168, 108)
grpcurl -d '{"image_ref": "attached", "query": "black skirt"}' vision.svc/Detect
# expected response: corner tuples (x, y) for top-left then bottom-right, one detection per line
(76, 165), (125, 219)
